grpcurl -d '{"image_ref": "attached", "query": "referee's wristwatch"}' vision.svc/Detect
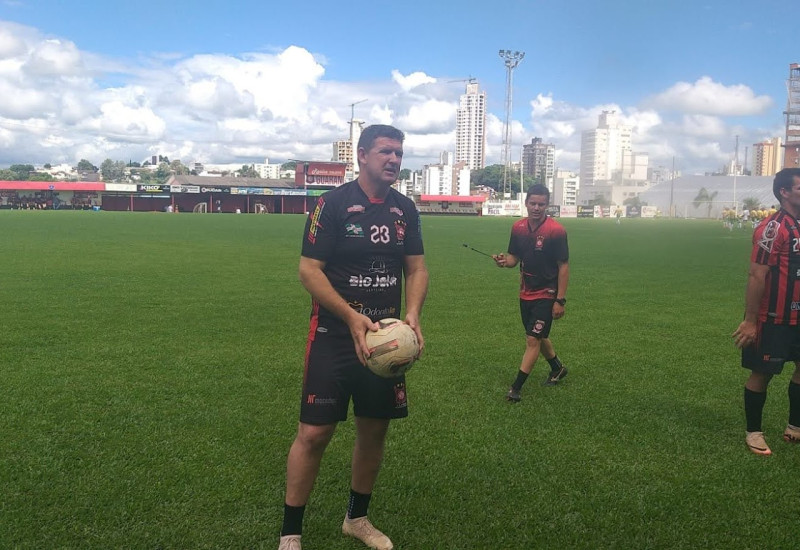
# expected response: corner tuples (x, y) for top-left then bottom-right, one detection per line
(554, 297), (566, 306)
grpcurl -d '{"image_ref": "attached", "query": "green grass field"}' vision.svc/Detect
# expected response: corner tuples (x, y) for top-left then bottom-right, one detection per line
(1, 210), (796, 549)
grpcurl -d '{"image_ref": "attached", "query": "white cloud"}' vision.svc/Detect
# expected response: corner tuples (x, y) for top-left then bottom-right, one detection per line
(645, 76), (772, 116)
(391, 70), (436, 91)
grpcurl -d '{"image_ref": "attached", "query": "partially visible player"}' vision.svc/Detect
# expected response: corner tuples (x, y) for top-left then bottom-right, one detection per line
(278, 125), (428, 550)
(733, 168), (800, 456)
(493, 184), (569, 402)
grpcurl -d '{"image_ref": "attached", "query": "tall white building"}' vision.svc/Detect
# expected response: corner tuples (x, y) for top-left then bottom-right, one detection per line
(580, 111), (633, 186)
(253, 158), (283, 179)
(455, 82), (486, 171)
(422, 151), (471, 196)
(553, 169), (580, 207)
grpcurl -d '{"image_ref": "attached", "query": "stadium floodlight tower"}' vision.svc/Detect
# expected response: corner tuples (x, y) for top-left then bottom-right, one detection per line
(499, 49), (524, 198)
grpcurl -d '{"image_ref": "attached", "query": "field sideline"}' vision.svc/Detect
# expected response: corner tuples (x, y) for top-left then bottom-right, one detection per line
(1, 211), (796, 549)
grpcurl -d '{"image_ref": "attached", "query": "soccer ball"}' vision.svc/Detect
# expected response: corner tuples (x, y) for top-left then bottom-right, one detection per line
(365, 318), (419, 378)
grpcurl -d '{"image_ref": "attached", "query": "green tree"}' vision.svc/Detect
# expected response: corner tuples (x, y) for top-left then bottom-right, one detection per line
(154, 162), (172, 182)
(623, 195), (644, 207)
(100, 159), (127, 182)
(27, 172), (55, 182)
(693, 187), (718, 218)
(281, 161), (296, 170)
(238, 164), (260, 178)
(399, 168), (411, 180)
(43, 163), (52, 169)
(742, 197), (761, 211)
(10, 164), (35, 177)
(76, 159), (97, 172)
(169, 160), (190, 175)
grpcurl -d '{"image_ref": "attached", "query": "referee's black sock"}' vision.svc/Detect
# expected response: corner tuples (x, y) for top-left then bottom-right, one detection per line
(744, 387), (768, 433)
(281, 503), (305, 536)
(788, 382), (800, 427)
(347, 489), (371, 520)
(512, 370), (529, 391)
(546, 355), (563, 373)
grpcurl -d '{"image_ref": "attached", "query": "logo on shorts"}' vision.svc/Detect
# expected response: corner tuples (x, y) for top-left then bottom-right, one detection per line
(306, 394), (337, 405)
(394, 382), (407, 408)
(532, 319), (545, 334)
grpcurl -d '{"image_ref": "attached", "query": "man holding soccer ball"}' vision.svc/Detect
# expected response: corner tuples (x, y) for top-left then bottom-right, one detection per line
(278, 125), (428, 550)
(733, 168), (800, 456)
(493, 184), (569, 402)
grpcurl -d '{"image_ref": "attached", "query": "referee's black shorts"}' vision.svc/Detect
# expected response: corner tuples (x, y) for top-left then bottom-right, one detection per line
(742, 322), (800, 375)
(520, 298), (555, 339)
(300, 329), (408, 425)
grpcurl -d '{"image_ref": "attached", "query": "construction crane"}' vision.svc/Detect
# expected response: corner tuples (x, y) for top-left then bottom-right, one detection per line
(446, 76), (477, 85)
(349, 99), (367, 123)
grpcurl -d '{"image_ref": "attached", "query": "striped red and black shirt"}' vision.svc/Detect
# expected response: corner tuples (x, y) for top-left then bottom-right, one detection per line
(751, 209), (800, 324)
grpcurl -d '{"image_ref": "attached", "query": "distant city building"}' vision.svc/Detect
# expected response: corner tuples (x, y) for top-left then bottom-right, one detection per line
(784, 63), (800, 169)
(522, 137), (555, 190)
(580, 110), (637, 186)
(253, 158), (283, 179)
(552, 169), (579, 207)
(454, 82), (486, 171)
(752, 137), (783, 176)
(332, 119), (364, 181)
(395, 171), (423, 197)
(422, 151), (470, 196)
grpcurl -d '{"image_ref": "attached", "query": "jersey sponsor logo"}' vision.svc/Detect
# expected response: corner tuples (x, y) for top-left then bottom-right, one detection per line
(345, 223), (364, 237)
(307, 199), (325, 244)
(348, 301), (398, 317)
(758, 220), (780, 252)
(369, 260), (387, 274)
(394, 382), (407, 408)
(394, 220), (406, 244)
(792, 302), (800, 311)
(347, 204), (365, 213)
(390, 207), (404, 216)
(349, 274), (398, 289)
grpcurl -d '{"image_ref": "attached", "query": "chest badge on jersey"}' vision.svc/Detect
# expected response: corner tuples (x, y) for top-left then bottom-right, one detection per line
(395, 219), (406, 244)
(345, 223), (364, 237)
(535, 235), (545, 250)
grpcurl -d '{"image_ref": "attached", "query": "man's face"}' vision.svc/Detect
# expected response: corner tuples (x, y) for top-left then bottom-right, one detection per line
(358, 137), (403, 185)
(525, 194), (549, 220)
(782, 176), (800, 210)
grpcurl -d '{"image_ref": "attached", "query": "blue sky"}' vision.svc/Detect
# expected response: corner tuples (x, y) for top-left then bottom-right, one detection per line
(0, 0), (794, 174)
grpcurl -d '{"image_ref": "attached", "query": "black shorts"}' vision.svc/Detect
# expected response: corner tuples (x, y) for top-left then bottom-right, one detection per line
(742, 322), (800, 375)
(520, 298), (554, 339)
(300, 329), (408, 425)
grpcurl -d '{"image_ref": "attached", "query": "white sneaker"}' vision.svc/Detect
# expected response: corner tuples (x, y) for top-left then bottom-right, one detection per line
(745, 431), (772, 456)
(342, 516), (393, 550)
(278, 534), (301, 550)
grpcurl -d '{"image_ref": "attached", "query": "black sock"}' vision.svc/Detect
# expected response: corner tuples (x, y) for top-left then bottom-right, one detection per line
(512, 370), (529, 391)
(281, 503), (305, 536)
(347, 489), (371, 519)
(789, 382), (800, 427)
(546, 356), (563, 372)
(744, 388), (768, 433)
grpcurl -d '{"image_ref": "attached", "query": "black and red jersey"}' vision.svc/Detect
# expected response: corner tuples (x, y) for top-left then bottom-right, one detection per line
(751, 209), (800, 324)
(507, 215), (569, 300)
(301, 180), (424, 333)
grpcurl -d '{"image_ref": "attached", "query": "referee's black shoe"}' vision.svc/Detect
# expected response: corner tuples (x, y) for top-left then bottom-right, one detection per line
(543, 366), (568, 386)
(505, 387), (521, 403)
